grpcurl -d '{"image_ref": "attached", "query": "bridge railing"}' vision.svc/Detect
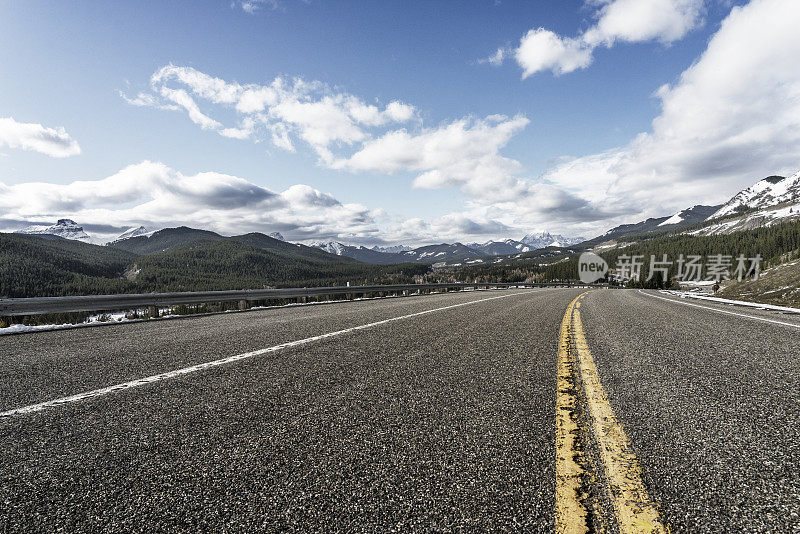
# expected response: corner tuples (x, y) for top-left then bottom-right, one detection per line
(0, 282), (604, 317)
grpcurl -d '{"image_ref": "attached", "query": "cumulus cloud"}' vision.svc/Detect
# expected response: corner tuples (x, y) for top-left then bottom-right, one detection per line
(370, 0), (800, 240)
(516, 29), (593, 76)
(123, 66), (625, 238)
(583, 0), (704, 46)
(122, 1), (800, 244)
(332, 115), (530, 197)
(427, 0), (800, 238)
(506, 0), (704, 77)
(372, 213), (515, 246)
(0, 117), (81, 158)
(123, 65), (417, 163)
(430, 214), (512, 237)
(0, 161), (381, 243)
(541, 0), (800, 228)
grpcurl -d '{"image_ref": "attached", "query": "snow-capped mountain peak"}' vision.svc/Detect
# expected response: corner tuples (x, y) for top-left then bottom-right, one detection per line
(268, 232), (285, 241)
(16, 219), (91, 242)
(116, 226), (150, 240)
(521, 231), (584, 249)
(106, 225), (160, 245)
(710, 171), (800, 219)
(371, 244), (412, 253)
(311, 241), (347, 255)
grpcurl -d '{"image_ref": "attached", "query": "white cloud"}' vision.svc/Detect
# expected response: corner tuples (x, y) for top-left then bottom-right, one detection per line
(124, 66), (619, 238)
(118, 90), (180, 111)
(0, 161), (381, 242)
(158, 87), (222, 130)
(541, 0), (800, 229)
(151, 65), (241, 105)
(124, 65), (417, 163)
(368, 0), (800, 240)
(124, 3), (800, 244)
(219, 126), (252, 140)
(430, 213), (511, 237)
(506, 0), (704, 77)
(332, 115), (530, 199)
(480, 47), (507, 66)
(516, 29), (593, 77)
(583, 0), (704, 46)
(237, 0), (281, 14)
(0, 117), (81, 158)
(385, 101), (416, 122)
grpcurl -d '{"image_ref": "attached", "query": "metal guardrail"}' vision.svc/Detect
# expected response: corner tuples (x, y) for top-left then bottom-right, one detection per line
(0, 282), (600, 317)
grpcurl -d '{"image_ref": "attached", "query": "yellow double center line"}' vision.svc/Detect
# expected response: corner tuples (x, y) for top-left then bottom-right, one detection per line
(556, 292), (670, 533)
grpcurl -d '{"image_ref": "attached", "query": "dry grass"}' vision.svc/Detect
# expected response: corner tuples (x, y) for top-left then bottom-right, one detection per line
(718, 258), (800, 307)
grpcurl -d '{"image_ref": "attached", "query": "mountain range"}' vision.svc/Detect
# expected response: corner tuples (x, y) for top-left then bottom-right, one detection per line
(4, 171), (800, 299)
(308, 233), (585, 265)
(12, 170), (800, 265)
(0, 227), (428, 298)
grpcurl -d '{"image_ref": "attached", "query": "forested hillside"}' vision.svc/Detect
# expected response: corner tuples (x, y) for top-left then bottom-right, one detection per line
(108, 227), (225, 254)
(0, 233), (429, 298)
(0, 234), (137, 297)
(432, 220), (800, 287)
(595, 219), (800, 284)
(229, 233), (357, 263)
(133, 240), (428, 291)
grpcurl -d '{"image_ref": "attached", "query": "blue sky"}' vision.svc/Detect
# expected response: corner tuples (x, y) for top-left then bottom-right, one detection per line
(2, 0), (798, 245)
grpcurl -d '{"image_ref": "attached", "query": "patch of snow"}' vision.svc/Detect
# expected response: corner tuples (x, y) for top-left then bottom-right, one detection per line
(711, 170), (800, 219)
(0, 311), (133, 335)
(691, 201), (800, 236)
(311, 241), (347, 255)
(660, 290), (800, 314)
(371, 244), (412, 253)
(107, 225), (158, 244)
(658, 212), (685, 226)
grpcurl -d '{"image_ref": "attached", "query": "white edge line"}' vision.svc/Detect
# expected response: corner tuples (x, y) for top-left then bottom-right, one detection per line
(1, 290), (540, 418)
(639, 290), (800, 329)
(660, 290), (800, 314)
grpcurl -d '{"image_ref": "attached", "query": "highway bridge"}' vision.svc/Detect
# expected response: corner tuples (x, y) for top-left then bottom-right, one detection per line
(1, 288), (798, 531)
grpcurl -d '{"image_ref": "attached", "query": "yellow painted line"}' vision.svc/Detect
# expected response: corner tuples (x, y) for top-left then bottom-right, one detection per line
(555, 293), (590, 533)
(572, 307), (670, 533)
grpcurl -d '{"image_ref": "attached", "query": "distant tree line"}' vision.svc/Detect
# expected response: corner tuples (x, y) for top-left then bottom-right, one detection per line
(0, 234), (429, 298)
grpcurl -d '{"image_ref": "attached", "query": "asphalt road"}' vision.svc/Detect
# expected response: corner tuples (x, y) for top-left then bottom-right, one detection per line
(1, 288), (798, 532)
(580, 289), (800, 533)
(0, 288), (579, 532)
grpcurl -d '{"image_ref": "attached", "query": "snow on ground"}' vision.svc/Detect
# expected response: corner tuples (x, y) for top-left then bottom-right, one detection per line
(659, 212), (684, 226)
(592, 243), (618, 251)
(679, 280), (717, 287)
(0, 311), (135, 334)
(0, 287), (524, 335)
(660, 290), (800, 313)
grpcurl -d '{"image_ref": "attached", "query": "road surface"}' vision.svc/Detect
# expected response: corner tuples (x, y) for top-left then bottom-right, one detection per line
(1, 288), (798, 532)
